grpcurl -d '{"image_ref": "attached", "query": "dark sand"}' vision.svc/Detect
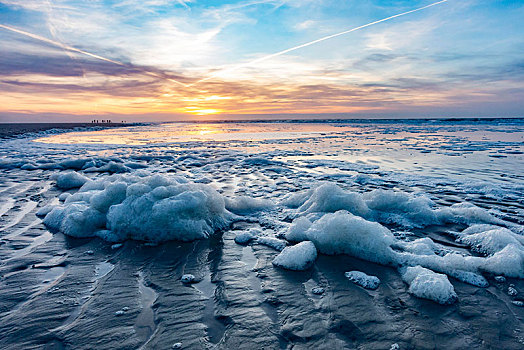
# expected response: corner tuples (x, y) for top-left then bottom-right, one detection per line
(0, 121), (523, 349)
(0, 123), (127, 139)
(0, 170), (522, 349)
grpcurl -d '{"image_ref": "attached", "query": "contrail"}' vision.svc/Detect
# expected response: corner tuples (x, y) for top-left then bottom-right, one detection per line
(187, 0), (448, 87)
(0, 24), (189, 87)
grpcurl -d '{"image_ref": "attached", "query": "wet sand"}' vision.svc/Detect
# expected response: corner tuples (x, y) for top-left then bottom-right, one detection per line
(0, 123), (127, 139)
(0, 169), (522, 349)
(0, 120), (523, 349)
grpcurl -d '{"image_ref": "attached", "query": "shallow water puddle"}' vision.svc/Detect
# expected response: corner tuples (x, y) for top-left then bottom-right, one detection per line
(94, 261), (114, 280)
(241, 245), (279, 324)
(241, 245), (263, 296)
(241, 245), (264, 295)
(135, 271), (158, 347)
(303, 278), (324, 309)
(40, 266), (66, 284)
(193, 266), (226, 344)
(193, 268), (214, 298)
(241, 245), (258, 270)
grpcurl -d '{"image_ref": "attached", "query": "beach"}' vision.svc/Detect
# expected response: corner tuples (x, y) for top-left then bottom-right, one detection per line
(0, 119), (523, 349)
(0, 123), (128, 139)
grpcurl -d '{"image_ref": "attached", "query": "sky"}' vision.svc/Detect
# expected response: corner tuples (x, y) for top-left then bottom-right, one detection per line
(0, 0), (523, 122)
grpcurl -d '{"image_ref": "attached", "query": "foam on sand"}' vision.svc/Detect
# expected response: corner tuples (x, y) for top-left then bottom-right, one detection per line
(285, 183), (369, 217)
(256, 236), (287, 251)
(224, 196), (274, 215)
(283, 183), (505, 228)
(300, 210), (397, 265)
(284, 216), (313, 242)
(43, 174), (233, 242)
(344, 271), (380, 290)
(401, 266), (458, 304)
(457, 226), (524, 255)
(401, 244), (524, 279)
(234, 228), (261, 245)
(51, 171), (89, 189)
(272, 241), (317, 271)
(281, 183), (524, 296)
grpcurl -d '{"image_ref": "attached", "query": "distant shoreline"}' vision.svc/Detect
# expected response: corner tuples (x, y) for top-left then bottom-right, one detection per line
(2, 117), (523, 127)
(0, 118), (522, 139)
(160, 117), (524, 124)
(0, 123), (131, 139)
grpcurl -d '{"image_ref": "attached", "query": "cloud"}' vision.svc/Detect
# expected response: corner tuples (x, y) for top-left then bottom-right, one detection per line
(1, 0), (523, 120)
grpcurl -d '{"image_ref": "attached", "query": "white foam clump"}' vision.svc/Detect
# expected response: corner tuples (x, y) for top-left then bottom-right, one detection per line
(403, 244), (524, 279)
(224, 196), (274, 215)
(285, 208), (524, 280)
(344, 271), (380, 290)
(58, 192), (71, 202)
(398, 238), (438, 256)
(181, 274), (196, 283)
(282, 183), (524, 284)
(84, 161), (130, 173)
(257, 236), (287, 251)
(286, 183), (369, 217)
(36, 204), (55, 217)
(272, 241), (317, 271)
(51, 171), (89, 189)
(364, 189), (436, 227)
(234, 228), (261, 244)
(457, 225), (524, 255)
(401, 266), (457, 304)
(285, 216), (312, 242)
(283, 183), (503, 228)
(43, 174), (232, 242)
(447, 270), (489, 287)
(300, 210), (397, 265)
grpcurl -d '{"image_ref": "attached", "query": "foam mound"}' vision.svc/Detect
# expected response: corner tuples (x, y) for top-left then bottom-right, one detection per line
(283, 183), (504, 228)
(298, 210), (397, 265)
(401, 266), (458, 305)
(272, 241), (317, 271)
(234, 228), (261, 244)
(285, 216), (313, 242)
(224, 196), (274, 215)
(282, 183), (524, 286)
(285, 213), (524, 281)
(43, 173), (232, 242)
(457, 226), (524, 255)
(288, 183), (369, 217)
(257, 236), (287, 251)
(345, 271), (380, 290)
(401, 244), (524, 279)
(13, 156), (136, 173)
(52, 171), (90, 189)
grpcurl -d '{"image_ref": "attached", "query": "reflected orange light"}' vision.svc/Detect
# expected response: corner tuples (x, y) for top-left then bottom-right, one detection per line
(185, 125), (222, 136)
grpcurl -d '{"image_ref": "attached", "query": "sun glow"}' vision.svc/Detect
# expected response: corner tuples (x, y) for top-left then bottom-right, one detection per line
(183, 107), (222, 115)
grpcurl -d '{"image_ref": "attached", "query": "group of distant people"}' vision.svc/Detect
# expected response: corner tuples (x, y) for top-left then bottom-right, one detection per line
(90, 120), (127, 124)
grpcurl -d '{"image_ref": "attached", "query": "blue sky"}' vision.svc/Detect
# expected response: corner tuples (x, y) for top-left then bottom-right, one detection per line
(0, 0), (523, 121)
